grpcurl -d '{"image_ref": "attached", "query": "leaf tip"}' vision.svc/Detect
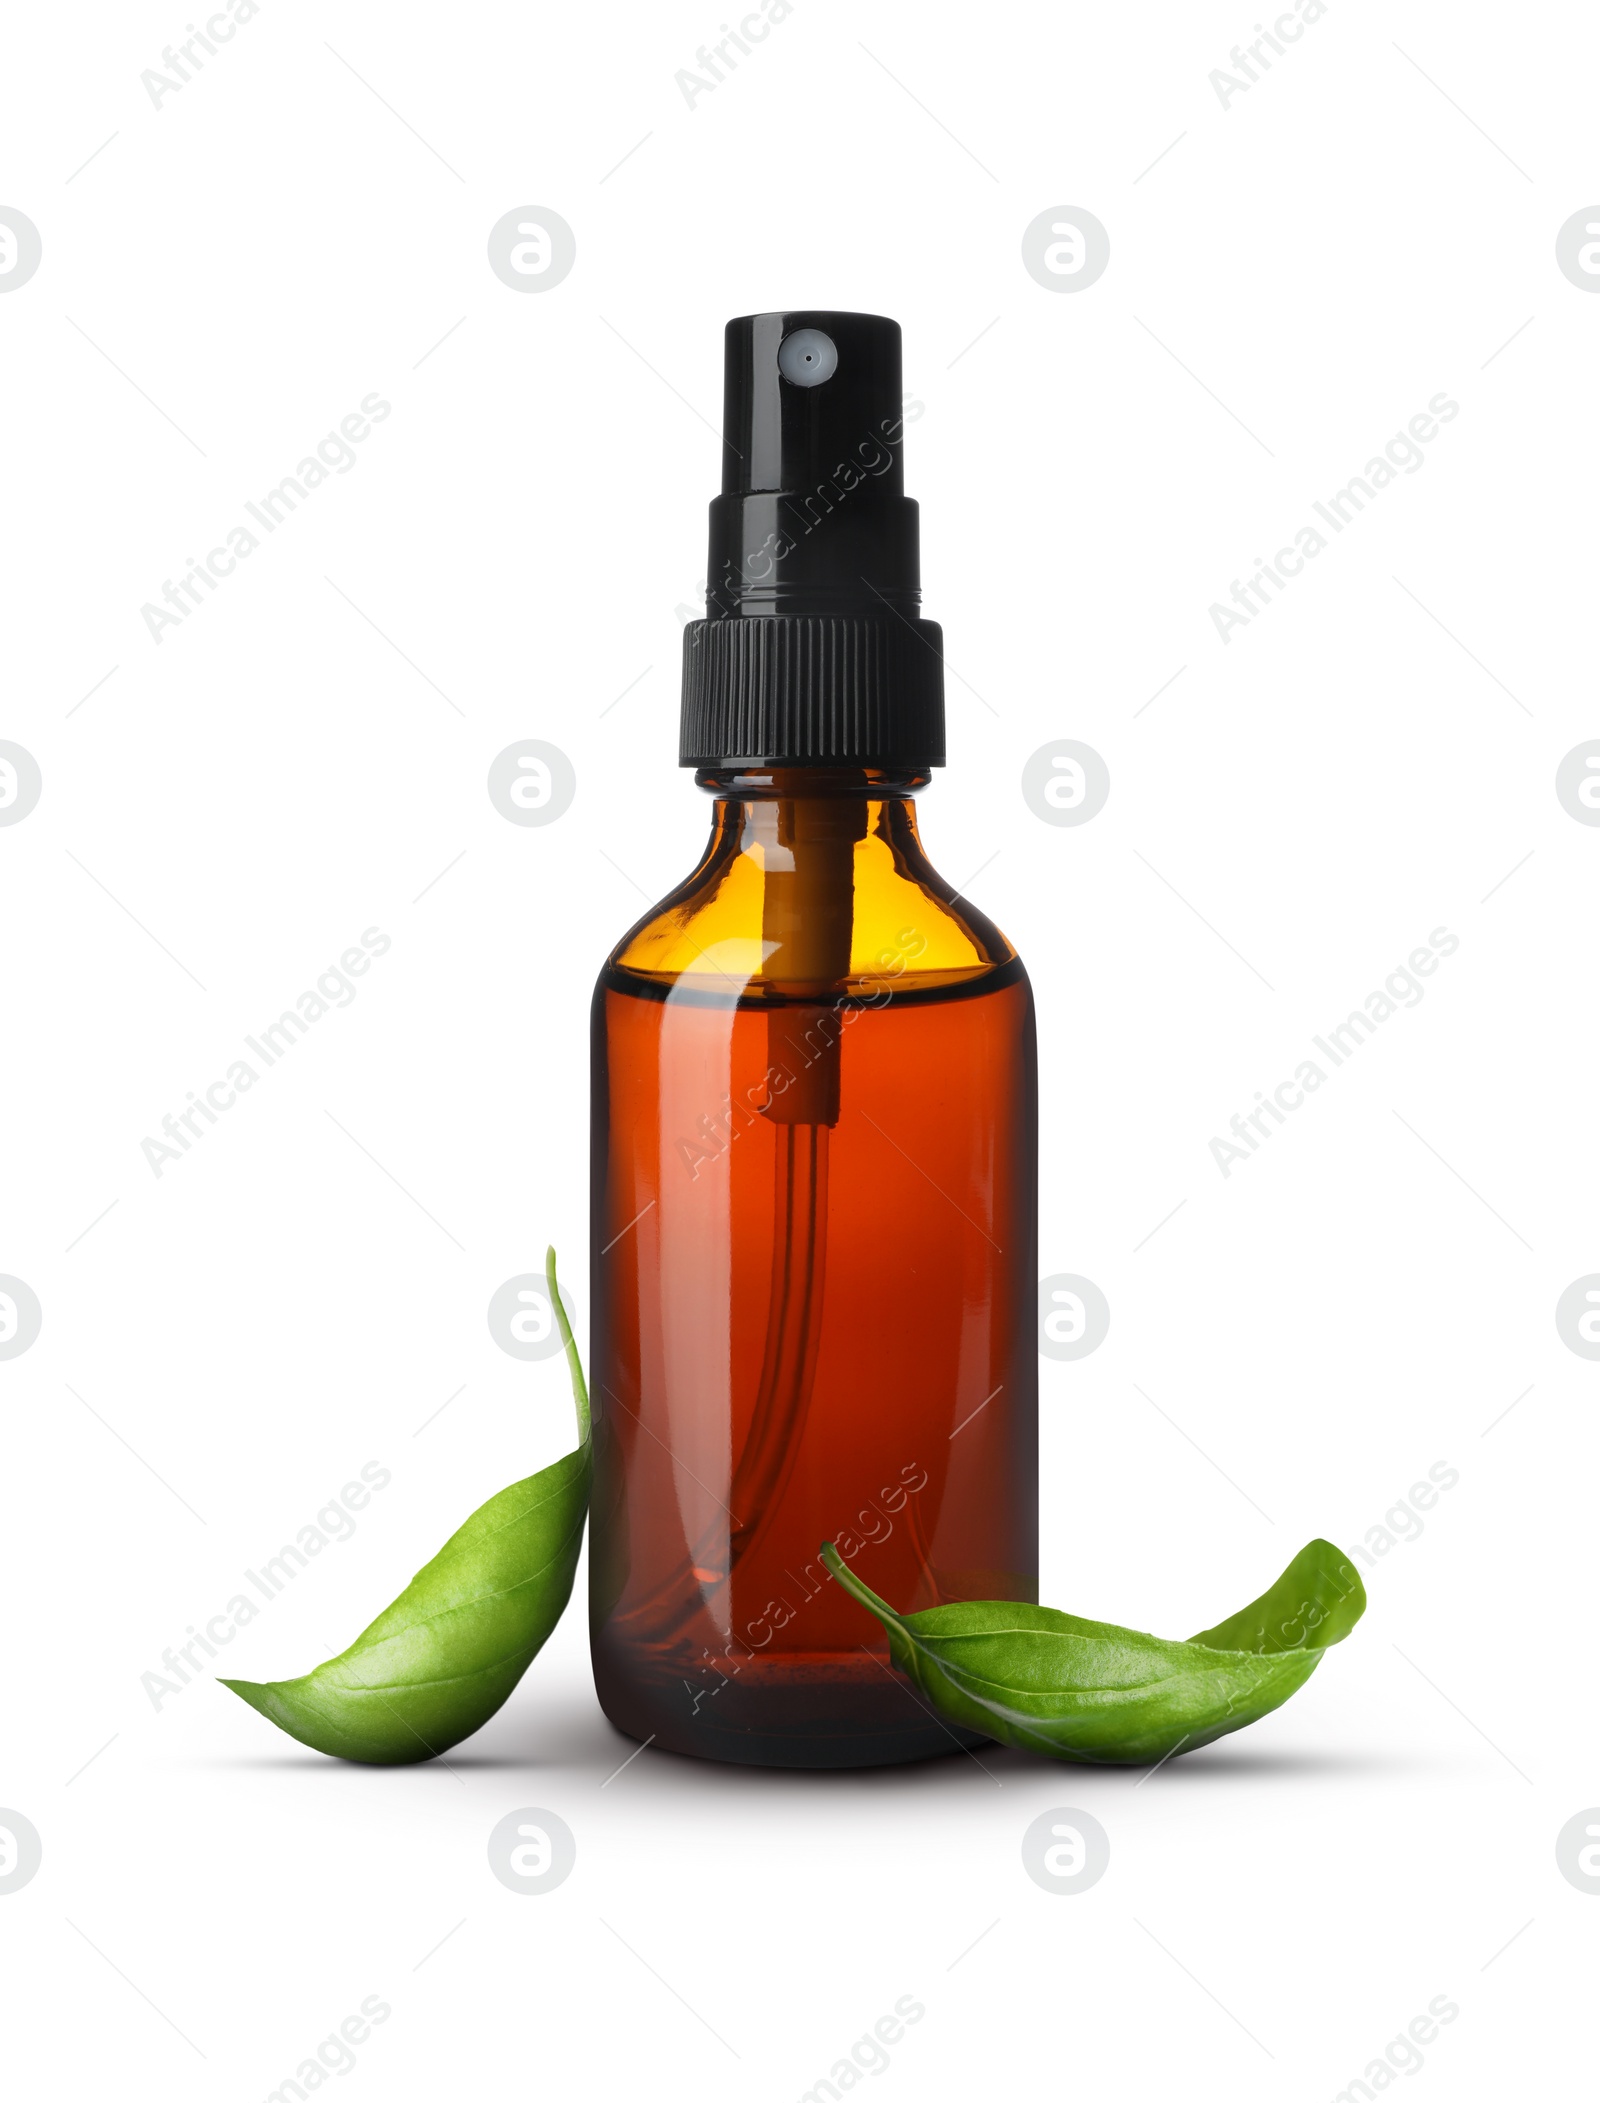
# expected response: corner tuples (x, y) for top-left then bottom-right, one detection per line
(218, 1676), (272, 1714)
(1314, 1538), (1368, 1639)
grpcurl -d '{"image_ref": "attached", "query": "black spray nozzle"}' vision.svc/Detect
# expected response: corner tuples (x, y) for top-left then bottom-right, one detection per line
(706, 311), (921, 619)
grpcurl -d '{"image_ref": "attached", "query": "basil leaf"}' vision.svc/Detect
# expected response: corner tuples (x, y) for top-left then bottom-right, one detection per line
(1187, 1536), (1366, 1656)
(222, 1248), (592, 1765)
(820, 1538), (1365, 1765)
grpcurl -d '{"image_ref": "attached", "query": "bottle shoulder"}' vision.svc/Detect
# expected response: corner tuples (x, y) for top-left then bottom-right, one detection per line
(603, 823), (1024, 1003)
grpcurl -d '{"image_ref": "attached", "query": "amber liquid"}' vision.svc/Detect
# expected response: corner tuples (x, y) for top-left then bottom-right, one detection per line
(589, 779), (1037, 1767)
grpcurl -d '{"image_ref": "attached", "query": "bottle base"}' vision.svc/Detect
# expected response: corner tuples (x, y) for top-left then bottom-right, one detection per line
(592, 1650), (991, 1771)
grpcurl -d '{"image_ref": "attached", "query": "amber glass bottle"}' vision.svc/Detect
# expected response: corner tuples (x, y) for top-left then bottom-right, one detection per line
(589, 314), (1037, 1767)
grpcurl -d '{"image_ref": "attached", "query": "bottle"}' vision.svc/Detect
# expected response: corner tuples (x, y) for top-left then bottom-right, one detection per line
(589, 311), (1037, 1768)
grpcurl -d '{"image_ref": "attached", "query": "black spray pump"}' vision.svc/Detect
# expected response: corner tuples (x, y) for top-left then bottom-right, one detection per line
(679, 311), (946, 772)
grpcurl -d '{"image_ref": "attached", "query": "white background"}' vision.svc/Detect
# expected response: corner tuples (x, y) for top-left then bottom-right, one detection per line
(4, 1), (1597, 2095)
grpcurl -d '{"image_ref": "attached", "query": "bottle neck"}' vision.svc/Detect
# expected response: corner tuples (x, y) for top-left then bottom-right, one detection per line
(695, 766), (932, 861)
(695, 769), (934, 994)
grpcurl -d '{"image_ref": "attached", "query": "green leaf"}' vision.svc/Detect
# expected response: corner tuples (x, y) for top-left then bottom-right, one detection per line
(1187, 1536), (1366, 1657)
(222, 1247), (592, 1765)
(819, 1538), (1366, 1766)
